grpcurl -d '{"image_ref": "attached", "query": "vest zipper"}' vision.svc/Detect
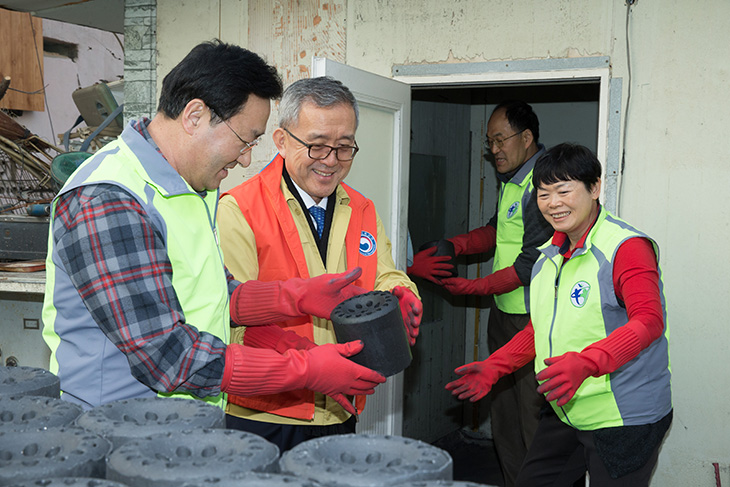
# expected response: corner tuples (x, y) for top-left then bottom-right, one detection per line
(547, 258), (561, 358)
(199, 191), (229, 345)
(552, 255), (578, 427)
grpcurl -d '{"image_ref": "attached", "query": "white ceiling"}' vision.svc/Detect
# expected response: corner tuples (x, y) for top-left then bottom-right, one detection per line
(0, 0), (124, 33)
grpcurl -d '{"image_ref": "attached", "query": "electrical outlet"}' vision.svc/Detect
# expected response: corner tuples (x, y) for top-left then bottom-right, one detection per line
(23, 318), (40, 330)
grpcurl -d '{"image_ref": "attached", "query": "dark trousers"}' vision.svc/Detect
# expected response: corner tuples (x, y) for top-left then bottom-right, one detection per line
(487, 306), (546, 487)
(516, 408), (666, 487)
(225, 414), (357, 453)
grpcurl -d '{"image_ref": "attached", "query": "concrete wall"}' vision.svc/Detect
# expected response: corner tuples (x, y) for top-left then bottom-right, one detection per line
(155, 1), (730, 484)
(124, 0), (157, 121)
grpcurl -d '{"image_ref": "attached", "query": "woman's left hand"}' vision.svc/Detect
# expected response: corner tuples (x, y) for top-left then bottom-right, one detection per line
(536, 352), (599, 407)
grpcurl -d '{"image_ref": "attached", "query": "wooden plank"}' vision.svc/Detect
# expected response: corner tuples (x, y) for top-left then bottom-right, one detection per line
(0, 7), (44, 112)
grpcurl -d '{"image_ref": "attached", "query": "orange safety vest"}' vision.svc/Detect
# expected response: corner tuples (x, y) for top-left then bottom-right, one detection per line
(222, 154), (378, 419)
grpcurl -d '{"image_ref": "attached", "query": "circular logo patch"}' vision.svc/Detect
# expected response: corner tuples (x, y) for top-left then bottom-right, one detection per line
(359, 231), (377, 256)
(507, 201), (520, 218)
(570, 281), (591, 308)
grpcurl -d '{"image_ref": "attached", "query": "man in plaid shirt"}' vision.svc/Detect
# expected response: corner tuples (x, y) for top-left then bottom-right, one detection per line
(42, 40), (385, 411)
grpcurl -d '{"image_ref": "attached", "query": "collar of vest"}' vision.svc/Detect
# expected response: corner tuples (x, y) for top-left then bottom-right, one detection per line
(119, 122), (204, 197)
(250, 154), (365, 211)
(498, 144), (546, 187)
(60, 123), (209, 200)
(541, 205), (608, 260)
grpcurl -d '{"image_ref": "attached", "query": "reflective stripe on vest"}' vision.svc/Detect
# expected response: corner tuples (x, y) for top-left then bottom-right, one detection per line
(530, 209), (671, 430)
(42, 126), (229, 409)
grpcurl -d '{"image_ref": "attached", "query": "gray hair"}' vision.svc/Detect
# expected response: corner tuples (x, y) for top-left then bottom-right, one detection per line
(279, 76), (359, 129)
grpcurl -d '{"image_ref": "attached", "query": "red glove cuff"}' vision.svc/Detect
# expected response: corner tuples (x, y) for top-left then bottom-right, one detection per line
(448, 225), (497, 256)
(581, 321), (646, 375)
(488, 324), (536, 374)
(487, 266), (523, 295)
(231, 280), (298, 326)
(221, 344), (306, 397)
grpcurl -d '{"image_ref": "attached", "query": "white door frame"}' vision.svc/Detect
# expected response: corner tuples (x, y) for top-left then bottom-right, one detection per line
(393, 57), (622, 214)
(312, 57), (411, 437)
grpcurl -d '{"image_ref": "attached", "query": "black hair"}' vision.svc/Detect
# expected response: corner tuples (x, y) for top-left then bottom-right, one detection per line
(533, 143), (602, 191)
(157, 39), (283, 123)
(493, 100), (540, 144)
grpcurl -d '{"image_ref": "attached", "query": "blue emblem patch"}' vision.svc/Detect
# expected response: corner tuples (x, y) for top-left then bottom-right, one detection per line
(570, 281), (591, 308)
(507, 201), (519, 218)
(359, 231), (377, 256)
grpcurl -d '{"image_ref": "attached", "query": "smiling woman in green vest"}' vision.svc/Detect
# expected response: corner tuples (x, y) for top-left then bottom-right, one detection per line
(446, 143), (672, 486)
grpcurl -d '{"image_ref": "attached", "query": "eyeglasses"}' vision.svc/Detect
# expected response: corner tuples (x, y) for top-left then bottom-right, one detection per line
(283, 128), (359, 162)
(213, 110), (261, 154)
(485, 129), (525, 150)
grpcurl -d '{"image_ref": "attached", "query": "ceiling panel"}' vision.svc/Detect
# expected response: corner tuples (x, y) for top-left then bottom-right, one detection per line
(0, 0), (124, 33)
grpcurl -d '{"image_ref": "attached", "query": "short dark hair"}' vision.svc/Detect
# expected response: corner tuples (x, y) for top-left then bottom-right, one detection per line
(493, 100), (540, 144)
(157, 40), (282, 123)
(279, 76), (359, 129)
(533, 143), (602, 191)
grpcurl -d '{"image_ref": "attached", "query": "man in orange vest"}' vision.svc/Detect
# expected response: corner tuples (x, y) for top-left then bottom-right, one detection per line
(218, 76), (422, 452)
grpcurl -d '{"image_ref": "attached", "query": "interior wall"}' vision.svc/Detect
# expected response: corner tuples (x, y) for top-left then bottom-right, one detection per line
(532, 101), (599, 152)
(155, 1), (730, 484)
(405, 98), (471, 442)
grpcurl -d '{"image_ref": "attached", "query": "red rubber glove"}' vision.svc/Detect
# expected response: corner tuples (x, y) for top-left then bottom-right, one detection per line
(446, 360), (504, 402)
(221, 341), (385, 416)
(408, 246), (454, 283)
(301, 341), (386, 413)
(231, 267), (367, 325)
(536, 351), (600, 407)
(391, 286), (423, 346)
(291, 268), (368, 319)
(441, 266), (522, 296)
(446, 325), (536, 402)
(243, 324), (316, 353)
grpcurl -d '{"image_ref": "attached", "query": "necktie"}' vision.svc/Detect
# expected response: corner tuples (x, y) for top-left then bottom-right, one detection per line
(309, 205), (326, 238)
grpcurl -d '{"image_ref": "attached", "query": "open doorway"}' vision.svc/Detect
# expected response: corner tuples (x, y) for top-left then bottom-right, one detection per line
(403, 80), (601, 443)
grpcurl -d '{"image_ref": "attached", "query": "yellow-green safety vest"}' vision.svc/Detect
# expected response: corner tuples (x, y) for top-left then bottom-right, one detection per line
(530, 208), (671, 430)
(493, 163), (535, 314)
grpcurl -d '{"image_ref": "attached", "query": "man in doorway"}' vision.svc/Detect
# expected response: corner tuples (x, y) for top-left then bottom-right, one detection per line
(218, 76), (422, 452)
(42, 40), (385, 411)
(409, 100), (553, 486)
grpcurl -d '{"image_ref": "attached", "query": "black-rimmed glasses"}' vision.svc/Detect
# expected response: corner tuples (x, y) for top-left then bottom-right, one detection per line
(485, 129), (525, 150)
(283, 128), (359, 161)
(213, 110), (261, 154)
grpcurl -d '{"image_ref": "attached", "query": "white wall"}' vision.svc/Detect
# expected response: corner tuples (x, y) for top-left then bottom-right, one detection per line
(156, 1), (730, 484)
(18, 18), (124, 149)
